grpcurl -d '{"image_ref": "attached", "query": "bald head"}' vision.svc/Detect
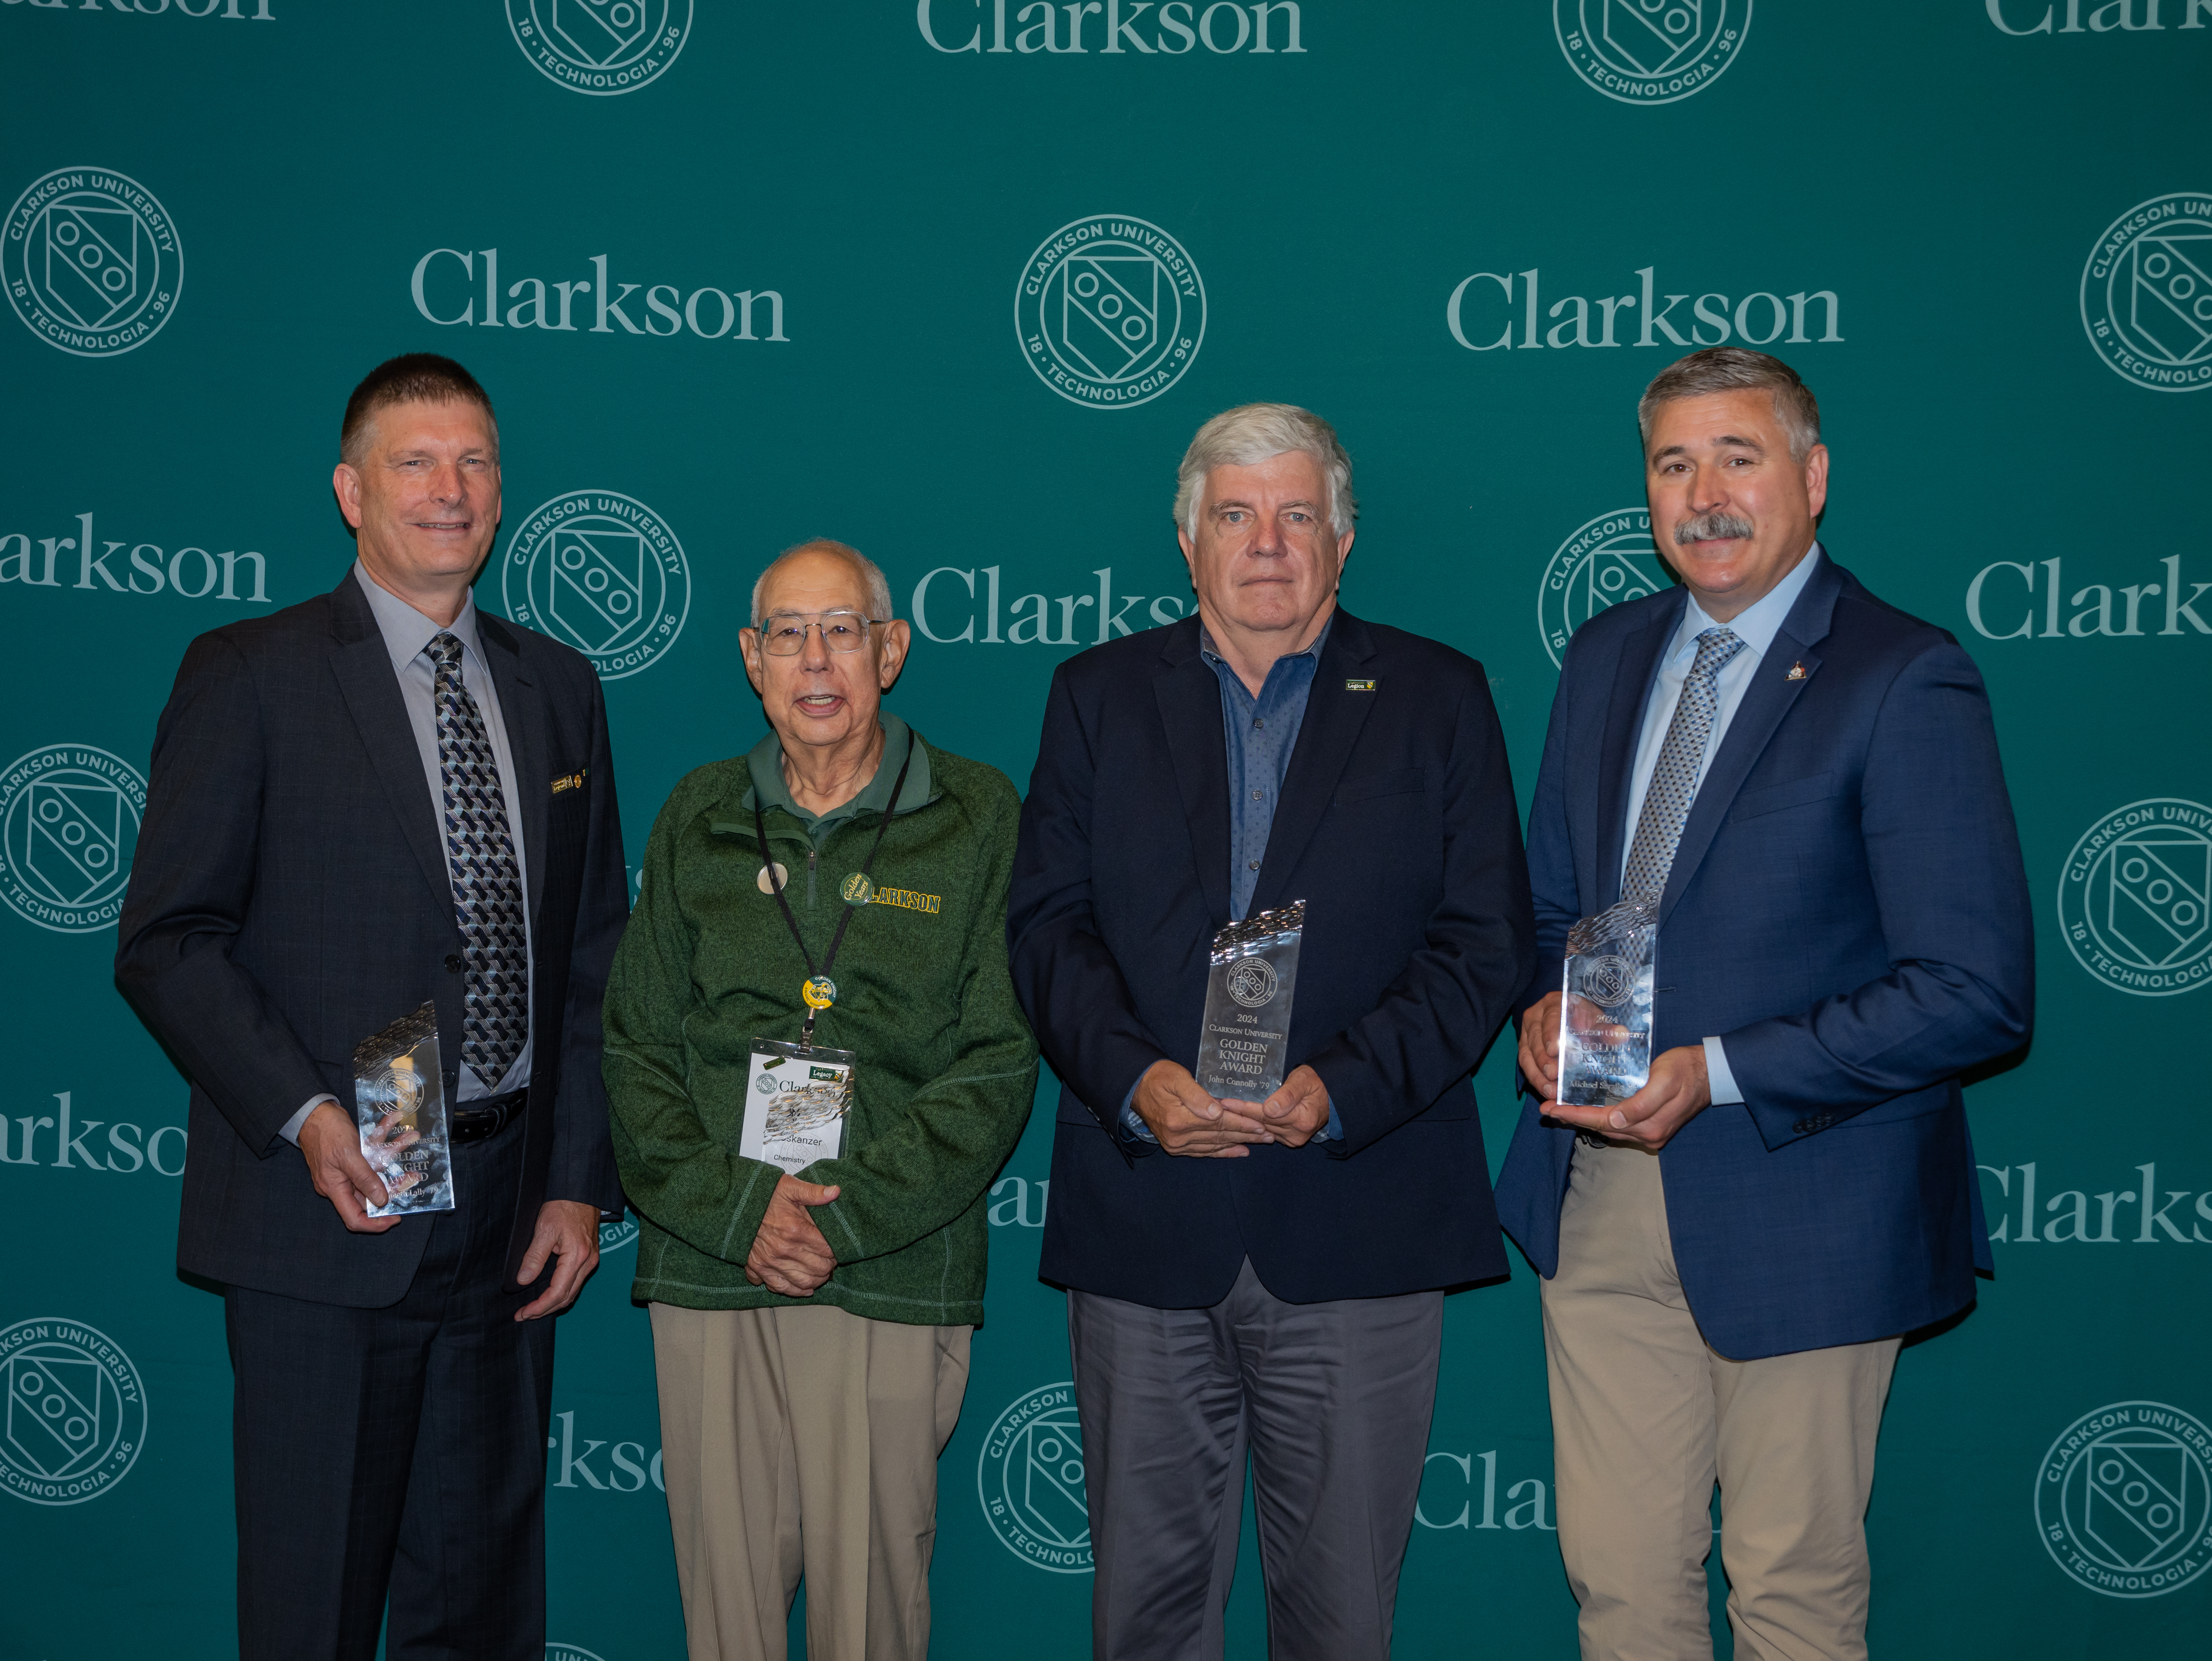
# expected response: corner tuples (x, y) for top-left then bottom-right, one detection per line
(751, 539), (894, 625)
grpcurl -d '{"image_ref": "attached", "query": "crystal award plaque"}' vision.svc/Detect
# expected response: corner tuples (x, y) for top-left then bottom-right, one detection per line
(1555, 899), (1658, 1109)
(353, 1001), (454, 1217)
(1194, 901), (1306, 1102)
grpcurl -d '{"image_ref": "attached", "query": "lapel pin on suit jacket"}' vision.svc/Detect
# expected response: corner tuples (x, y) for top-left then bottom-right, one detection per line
(551, 768), (587, 794)
(1343, 678), (1378, 691)
(1785, 662), (1807, 681)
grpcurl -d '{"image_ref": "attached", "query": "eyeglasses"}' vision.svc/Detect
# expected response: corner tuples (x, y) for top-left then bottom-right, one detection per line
(753, 610), (887, 655)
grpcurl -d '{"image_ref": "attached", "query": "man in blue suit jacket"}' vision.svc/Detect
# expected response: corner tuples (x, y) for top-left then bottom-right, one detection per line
(1009, 404), (1534, 1660)
(1495, 349), (2031, 1661)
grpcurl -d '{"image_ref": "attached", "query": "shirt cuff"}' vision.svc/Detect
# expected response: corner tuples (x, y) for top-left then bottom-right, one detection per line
(1322, 1099), (1342, 1141)
(1702, 1037), (1743, 1106)
(280, 1094), (339, 1147)
(1118, 1081), (1158, 1144)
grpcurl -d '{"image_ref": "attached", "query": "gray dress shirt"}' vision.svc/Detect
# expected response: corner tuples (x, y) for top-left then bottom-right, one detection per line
(279, 563), (537, 1142)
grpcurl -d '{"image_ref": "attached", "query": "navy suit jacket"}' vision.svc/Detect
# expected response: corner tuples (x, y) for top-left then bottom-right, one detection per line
(116, 573), (629, 1306)
(1008, 607), (1535, 1307)
(1492, 552), (2032, 1359)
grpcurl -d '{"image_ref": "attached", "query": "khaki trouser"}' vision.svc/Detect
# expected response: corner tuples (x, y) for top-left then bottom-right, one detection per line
(649, 1302), (971, 1661)
(1540, 1142), (1901, 1661)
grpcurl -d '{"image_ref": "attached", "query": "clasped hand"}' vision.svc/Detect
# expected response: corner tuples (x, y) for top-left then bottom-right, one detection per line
(746, 1174), (841, 1297)
(1131, 1060), (1330, 1157)
(1518, 989), (1712, 1153)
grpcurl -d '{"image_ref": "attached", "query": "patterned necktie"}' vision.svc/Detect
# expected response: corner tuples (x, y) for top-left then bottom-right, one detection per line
(1620, 626), (1747, 905)
(426, 632), (528, 1086)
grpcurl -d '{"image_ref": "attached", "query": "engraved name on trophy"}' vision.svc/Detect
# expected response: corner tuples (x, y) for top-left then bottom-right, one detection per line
(353, 1001), (455, 1217)
(1194, 901), (1306, 1102)
(1555, 898), (1659, 1108)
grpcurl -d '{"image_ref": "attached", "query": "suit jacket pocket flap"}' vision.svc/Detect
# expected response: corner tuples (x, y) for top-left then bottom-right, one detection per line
(1057, 1087), (1119, 1129)
(1729, 772), (1836, 822)
(1334, 768), (1426, 807)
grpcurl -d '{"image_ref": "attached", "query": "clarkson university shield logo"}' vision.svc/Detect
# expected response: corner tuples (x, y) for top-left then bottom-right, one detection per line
(978, 1383), (1092, 1573)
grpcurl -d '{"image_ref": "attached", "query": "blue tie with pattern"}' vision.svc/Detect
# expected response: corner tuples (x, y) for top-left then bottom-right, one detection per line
(1621, 626), (1746, 906)
(426, 632), (529, 1086)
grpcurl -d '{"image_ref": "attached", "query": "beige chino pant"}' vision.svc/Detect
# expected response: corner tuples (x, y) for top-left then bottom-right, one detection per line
(649, 1302), (970, 1661)
(1541, 1141), (1901, 1661)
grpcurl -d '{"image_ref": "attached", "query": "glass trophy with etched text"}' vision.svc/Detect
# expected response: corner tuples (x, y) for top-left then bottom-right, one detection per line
(1555, 899), (1658, 1108)
(1194, 901), (1306, 1102)
(353, 1001), (454, 1218)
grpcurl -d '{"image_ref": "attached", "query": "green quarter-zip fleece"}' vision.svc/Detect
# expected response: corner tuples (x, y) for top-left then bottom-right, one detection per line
(603, 723), (1039, 1326)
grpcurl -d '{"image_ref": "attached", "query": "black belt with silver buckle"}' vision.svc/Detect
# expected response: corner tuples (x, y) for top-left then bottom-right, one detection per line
(451, 1088), (527, 1144)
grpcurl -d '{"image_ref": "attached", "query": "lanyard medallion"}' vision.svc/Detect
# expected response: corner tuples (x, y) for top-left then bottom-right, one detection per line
(754, 731), (916, 1052)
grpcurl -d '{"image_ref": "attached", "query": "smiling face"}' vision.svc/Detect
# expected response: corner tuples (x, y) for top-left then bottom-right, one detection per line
(1177, 447), (1354, 648)
(333, 398), (501, 606)
(740, 546), (910, 758)
(1643, 389), (1828, 623)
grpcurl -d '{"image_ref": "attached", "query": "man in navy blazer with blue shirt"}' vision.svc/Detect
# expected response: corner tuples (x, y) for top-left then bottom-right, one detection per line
(1496, 349), (2032, 1661)
(1009, 403), (1534, 1660)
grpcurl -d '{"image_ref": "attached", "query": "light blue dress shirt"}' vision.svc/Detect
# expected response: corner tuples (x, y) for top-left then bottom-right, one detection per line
(279, 564), (536, 1144)
(1622, 543), (1823, 1106)
(1123, 619), (1340, 1143)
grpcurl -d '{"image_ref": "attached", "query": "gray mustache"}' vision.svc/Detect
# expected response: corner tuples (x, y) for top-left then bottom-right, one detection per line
(1674, 512), (1754, 545)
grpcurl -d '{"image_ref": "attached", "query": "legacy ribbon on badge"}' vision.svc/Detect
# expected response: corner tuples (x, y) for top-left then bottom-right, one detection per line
(353, 1001), (455, 1217)
(1194, 901), (1306, 1102)
(1556, 898), (1658, 1109)
(741, 1039), (856, 1175)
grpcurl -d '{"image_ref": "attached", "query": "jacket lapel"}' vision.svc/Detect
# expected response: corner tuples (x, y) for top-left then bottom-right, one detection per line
(326, 576), (453, 914)
(1250, 609), (1380, 914)
(1594, 593), (1685, 911)
(478, 615), (550, 922)
(1152, 619), (1232, 927)
(1656, 553), (1842, 926)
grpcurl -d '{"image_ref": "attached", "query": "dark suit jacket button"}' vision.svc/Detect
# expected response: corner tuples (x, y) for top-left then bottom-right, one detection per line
(1793, 1119), (1812, 1134)
(444, 954), (465, 974)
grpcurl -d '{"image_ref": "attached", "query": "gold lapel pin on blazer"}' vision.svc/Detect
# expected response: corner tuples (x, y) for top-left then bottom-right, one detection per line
(551, 769), (587, 794)
(1785, 662), (1807, 681)
(1344, 678), (1378, 691)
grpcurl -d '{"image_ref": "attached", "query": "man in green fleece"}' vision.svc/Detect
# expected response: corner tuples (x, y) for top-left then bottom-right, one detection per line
(603, 538), (1038, 1661)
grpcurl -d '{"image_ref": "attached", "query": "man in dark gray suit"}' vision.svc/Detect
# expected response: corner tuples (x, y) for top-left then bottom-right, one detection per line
(115, 354), (627, 1661)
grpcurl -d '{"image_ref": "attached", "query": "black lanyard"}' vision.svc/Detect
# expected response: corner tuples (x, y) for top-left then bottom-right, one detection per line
(754, 730), (916, 1049)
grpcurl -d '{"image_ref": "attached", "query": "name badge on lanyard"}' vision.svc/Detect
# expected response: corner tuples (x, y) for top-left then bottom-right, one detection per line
(746, 729), (917, 1172)
(741, 1038), (856, 1174)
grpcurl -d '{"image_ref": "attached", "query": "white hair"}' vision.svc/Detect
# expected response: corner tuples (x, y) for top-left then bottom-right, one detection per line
(1173, 403), (1357, 540)
(750, 538), (895, 626)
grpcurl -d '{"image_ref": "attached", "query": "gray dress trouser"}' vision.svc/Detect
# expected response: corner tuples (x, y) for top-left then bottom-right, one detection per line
(1067, 1258), (1445, 1661)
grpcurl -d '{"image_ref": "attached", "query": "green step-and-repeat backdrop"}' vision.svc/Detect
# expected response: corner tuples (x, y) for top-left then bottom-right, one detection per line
(2, 4), (2207, 1657)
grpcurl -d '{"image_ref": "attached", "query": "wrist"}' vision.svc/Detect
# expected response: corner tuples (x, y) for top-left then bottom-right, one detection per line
(298, 1100), (350, 1147)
